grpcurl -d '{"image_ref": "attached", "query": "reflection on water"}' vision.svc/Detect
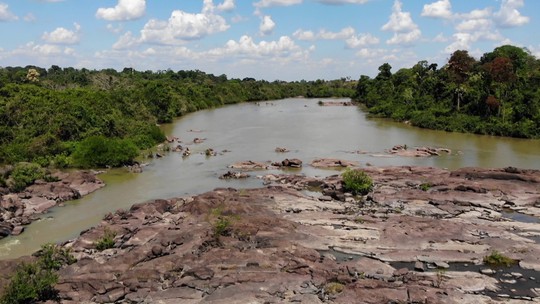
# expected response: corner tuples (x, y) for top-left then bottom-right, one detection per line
(2, 98), (540, 259)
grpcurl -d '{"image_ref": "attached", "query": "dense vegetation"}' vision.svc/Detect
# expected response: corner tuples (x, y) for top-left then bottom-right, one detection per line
(354, 45), (540, 138)
(0, 244), (75, 304)
(0, 66), (355, 167)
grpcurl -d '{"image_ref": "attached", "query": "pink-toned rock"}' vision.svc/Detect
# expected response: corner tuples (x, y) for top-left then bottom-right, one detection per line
(310, 158), (359, 168)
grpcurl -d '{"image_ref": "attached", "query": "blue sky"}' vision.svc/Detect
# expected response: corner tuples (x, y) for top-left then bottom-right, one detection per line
(0, 0), (538, 81)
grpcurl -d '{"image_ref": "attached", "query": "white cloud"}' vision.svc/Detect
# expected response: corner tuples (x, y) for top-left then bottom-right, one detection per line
(207, 35), (305, 59)
(382, 0), (418, 33)
(433, 33), (449, 42)
(96, 0), (146, 21)
(217, 0), (235, 11)
(319, 27), (355, 40)
(455, 19), (491, 32)
(106, 24), (124, 34)
(260, 15), (275, 35)
(382, 0), (421, 45)
(387, 29), (421, 45)
(0, 3), (18, 21)
(494, 0), (529, 28)
(254, 0), (302, 8)
(293, 29), (316, 41)
(294, 26), (378, 48)
(459, 8), (491, 20)
(421, 0), (452, 19)
(139, 6), (229, 44)
(41, 23), (81, 44)
(113, 31), (138, 50)
(316, 0), (370, 4)
(345, 33), (379, 48)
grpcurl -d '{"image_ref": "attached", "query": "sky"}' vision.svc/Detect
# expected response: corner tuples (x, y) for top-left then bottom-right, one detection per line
(0, 0), (539, 81)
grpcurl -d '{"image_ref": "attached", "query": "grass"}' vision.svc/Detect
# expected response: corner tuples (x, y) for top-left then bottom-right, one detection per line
(94, 228), (117, 251)
(483, 250), (517, 267)
(324, 282), (345, 294)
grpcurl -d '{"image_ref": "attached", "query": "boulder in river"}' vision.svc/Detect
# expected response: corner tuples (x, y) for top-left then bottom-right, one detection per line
(310, 158), (359, 169)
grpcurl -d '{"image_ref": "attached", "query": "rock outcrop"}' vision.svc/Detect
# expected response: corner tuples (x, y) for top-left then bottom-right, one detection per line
(0, 170), (104, 239)
(1, 166), (540, 303)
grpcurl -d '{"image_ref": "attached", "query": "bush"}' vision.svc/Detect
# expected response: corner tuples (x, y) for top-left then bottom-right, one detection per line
(0, 244), (74, 304)
(94, 228), (116, 251)
(72, 136), (139, 168)
(483, 250), (516, 267)
(341, 168), (373, 195)
(8, 162), (46, 192)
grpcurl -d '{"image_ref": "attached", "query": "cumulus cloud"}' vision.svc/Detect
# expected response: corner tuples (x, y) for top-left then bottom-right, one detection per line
(254, 0), (302, 8)
(42, 23), (81, 44)
(96, 0), (146, 21)
(294, 26), (378, 48)
(382, 0), (421, 45)
(382, 0), (418, 33)
(112, 31), (138, 50)
(421, 0), (452, 19)
(293, 29), (316, 41)
(260, 15), (275, 35)
(217, 0), (235, 11)
(345, 33), (379, 48)
(207, 35), (305, 59)
(139, 2), (229, 44)
(12, 41), (74, 57)
(319, 27), (355, 40)
(0, 3), (18, 21)
(494, 0), (529, 28)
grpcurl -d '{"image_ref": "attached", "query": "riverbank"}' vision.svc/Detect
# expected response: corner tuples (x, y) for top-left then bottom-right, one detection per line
(0, 170), (104, 239)
(1, 165), (538, 303)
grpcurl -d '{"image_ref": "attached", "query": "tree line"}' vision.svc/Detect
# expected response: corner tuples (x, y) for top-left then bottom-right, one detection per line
(0, 66), (355, 168)
(353, 45), (540, 139)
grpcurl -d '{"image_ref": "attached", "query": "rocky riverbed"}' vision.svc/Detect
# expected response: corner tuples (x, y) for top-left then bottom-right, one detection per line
(0, 170), (105, 239)
(1, 165), (539, 303)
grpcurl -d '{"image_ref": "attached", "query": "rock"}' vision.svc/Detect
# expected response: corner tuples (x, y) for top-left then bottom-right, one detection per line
(480, 269), (496, 275)
(414, 261), (425, 272)
(219, 171), (250, 179)
(393, 268), (409, 276)
(0, 222), (13, 238)
(435, 261), (450, 269)
(318, 196), (333, 202)
(228, 160), (269, 170)
(310, 158), (358, 168)
(205, 148), (216, 156)
(11, 226), (24, 235)
(275, 147), (290, 153)
(387, 145), (451, 157)
(282, 158), (302, 168)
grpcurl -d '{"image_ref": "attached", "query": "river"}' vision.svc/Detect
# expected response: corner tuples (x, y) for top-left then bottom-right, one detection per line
(1, 97), (540, 259)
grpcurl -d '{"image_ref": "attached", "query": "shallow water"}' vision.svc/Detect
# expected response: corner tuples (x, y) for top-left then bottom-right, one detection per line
(2, 98), (540, 259)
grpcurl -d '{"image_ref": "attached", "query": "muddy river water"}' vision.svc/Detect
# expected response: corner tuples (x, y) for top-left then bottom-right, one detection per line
(1, 97), (540, 259)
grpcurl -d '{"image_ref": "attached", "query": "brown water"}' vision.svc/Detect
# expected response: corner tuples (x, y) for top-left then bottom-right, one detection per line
(1, 98), (540, 259)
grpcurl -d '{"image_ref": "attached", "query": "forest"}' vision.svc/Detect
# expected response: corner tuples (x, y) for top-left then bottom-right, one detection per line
(353, 45), (540, 139)
(0, 66), (355, 169)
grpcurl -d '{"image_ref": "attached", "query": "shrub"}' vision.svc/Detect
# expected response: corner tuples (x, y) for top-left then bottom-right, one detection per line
(72, 136), (139, 168)
(0, 244), (74, 304)
(341, 168), (373, 195)
(8, 162), (46, 192)
(483, 250), (516, 267)
(419, 183), (431, 191)
(324, 282), (345, 294)
(94, 228), (116, 251)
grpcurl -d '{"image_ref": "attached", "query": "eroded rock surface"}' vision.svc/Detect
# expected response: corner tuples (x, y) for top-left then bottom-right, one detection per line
(2, 166), (540, 303)
(0, 170), (104, 239)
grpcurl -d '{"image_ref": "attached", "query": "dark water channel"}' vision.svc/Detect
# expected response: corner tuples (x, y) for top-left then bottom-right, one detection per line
(2, 98), (540, 259)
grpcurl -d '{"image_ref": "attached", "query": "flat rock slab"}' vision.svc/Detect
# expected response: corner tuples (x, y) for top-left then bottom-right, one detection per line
(2, 166), (540, 303)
